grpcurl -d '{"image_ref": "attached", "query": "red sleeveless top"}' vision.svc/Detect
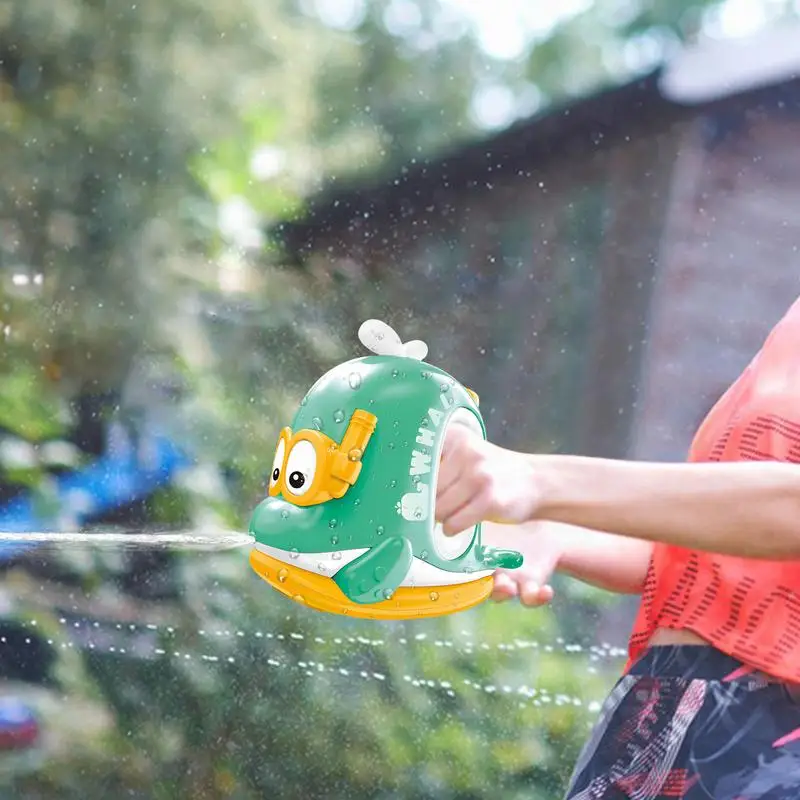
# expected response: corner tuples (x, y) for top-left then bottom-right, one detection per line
(627, 296), (800, 683)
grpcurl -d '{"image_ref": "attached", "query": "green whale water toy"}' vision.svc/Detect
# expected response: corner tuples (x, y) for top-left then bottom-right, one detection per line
(248, 319), (523, 619)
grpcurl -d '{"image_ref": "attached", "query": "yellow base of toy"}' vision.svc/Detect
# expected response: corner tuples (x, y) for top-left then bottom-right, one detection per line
(249, 548), (493, 619)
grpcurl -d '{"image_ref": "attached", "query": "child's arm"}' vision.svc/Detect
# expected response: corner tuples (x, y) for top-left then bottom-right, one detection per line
(536, 456), (800, 560)
(437, 426), (800, 560)
(481, 520), (652, 598)
(554, 523), (653, 594)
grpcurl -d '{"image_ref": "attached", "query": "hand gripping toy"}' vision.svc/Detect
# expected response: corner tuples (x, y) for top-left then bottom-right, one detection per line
(248, 319), (523, 619)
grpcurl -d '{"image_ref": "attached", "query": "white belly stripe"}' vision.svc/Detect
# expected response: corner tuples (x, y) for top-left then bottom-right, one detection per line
(254, 543), (492, 587)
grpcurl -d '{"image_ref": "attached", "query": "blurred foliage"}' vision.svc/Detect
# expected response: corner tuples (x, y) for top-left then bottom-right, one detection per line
(0, 0), (787, 796)
(4, 559), (619, 799)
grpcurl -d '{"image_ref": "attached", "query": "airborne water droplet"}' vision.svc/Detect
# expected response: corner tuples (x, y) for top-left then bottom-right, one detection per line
(348, 372), (362, 390)
(333, 409), (345, 424)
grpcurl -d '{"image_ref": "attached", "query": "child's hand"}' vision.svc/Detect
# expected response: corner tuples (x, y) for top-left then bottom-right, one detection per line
(482, 521), (559, 607)
(436, 424), (541, 536)
(492, 571), (554, 606)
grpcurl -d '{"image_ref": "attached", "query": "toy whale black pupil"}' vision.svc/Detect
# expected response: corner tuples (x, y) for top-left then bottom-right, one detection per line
(288, 471), (305, 489)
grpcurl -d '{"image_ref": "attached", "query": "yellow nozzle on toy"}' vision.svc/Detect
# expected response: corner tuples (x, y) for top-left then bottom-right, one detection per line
(329, 409), (377, 496)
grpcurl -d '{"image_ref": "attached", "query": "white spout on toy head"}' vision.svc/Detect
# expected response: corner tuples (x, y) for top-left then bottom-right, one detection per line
(358, 319), (428, 361)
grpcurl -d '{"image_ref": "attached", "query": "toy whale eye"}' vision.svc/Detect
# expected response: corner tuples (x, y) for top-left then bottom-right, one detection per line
(270, 437), (287, 489)
(284, 440), (317, 497)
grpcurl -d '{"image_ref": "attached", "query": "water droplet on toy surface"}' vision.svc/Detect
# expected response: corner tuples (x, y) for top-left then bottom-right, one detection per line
(382, 589), (393, 600)
(333, 409), (345, 424)
(353, 499), (361, 507)
(389, 479), (397, 488)
(421, 549), (429, 560)
(292, 595), (306, 605)
(289, 548), (299, 560)
(388, 442), (395, 450)
(332, 551), (342, 561)
(348, 448), (362, 462)
(440, 383), (450, 393)
(329, 519), (338, 529)
(391, 369), (399, 378)
(413, 508), (423, 520)
(430, 591), (440, 601)
(348, 372), (362, 390)
(311, 417), (323, 431)
(330, 534), (339, 546)
(277, 568), (289, 583)
(421, 371), (431, 380)
(280, 509), (289, 520)
(411, 474), (421, 485)
(300, 396), (308, 407)
(376, 525), (385, 536)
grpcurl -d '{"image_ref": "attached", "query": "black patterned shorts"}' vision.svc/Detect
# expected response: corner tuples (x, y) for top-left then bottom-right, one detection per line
(564, 645), (800, 799)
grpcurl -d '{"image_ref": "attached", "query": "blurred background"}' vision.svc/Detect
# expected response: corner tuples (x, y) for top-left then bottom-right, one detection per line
(0, 0), (799, 797)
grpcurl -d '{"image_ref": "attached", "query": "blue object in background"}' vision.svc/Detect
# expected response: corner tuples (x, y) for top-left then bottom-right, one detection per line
(0, 697), (39, 751)
(0, 425), (194, 560)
